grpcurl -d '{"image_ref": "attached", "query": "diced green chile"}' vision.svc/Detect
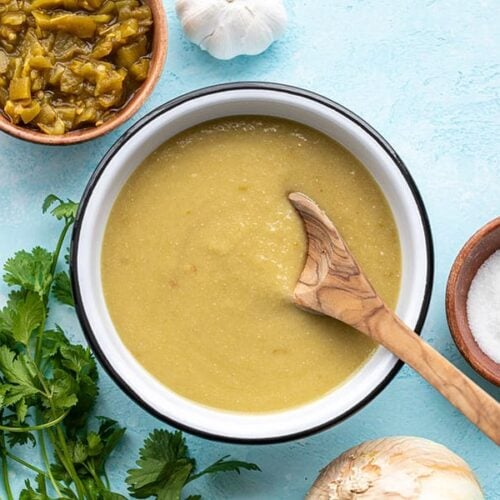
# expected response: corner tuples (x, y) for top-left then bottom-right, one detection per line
(0, 0), (153, 134)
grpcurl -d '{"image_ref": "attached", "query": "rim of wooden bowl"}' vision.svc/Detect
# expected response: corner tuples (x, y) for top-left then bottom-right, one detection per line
(0, 0), (168, 145)
(446, 217), (500, 386)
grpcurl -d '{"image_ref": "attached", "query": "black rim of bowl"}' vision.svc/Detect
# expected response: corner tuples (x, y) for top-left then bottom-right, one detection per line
(70, 82), (435, 445)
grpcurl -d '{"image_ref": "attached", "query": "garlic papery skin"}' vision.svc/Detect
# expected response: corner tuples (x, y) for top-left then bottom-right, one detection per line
(307, 437), (484, 500)
(175, 0), (287, 60)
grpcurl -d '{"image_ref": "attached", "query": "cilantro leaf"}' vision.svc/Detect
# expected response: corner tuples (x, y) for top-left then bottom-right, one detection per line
(59, 343), (99, 431)
(45, 369), (78, 411)
(0, 412), (36, 446)
(126, 430), (195, 499)
(189, 456), (261, 481)
(0, 291), (27, 337)
(50, 462), (72, 484)
(7, 429), (36, 447)
(101, 493), (128, 500)
(139, 430), (190, 465)
(0, 383), (39, 407)
(41, 327), (69, 359)
(72, 440), (88, 464)
(59, 344), (96, 375)
(12, 291), (44, 345)
(52, 271), (74, 307)
(42, 194), (62, 214)
(42, 194), (78, 222)
(16, 397), (28, 422)
(129, 462), (193, 500)
(40, 330), (99, 431)
(158, 464), (193, 500)
(66, 371), (98, 431)
(19, 472), (74, 500)
(86, 431), (104, 456)
(0, 384), (6, 407)
(0, 346), (38, 388)
(0, 290), (44, 345)
(92, 417), (126, 469)
(3, 247), (53, 296)
(50, 200), (79, 221)
(19, 473), (51, 500)
(19, 482), (48, 500)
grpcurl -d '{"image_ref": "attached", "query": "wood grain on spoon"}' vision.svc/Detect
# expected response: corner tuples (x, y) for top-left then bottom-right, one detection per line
(289, 192), (500, 445)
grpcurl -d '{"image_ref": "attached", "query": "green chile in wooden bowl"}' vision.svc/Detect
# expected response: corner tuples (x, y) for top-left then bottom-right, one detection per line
(0, 0), (167, 145)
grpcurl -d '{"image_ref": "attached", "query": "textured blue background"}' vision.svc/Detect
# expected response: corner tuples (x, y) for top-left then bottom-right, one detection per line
(1, 0), (499, 497)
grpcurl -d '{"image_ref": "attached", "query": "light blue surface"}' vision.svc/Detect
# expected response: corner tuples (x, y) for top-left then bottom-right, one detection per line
(1, 0), (499, 497)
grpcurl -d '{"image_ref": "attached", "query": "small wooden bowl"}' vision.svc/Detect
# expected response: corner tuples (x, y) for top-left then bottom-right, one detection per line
(446, 218), (500, 386)
(0, 0), (167, 146)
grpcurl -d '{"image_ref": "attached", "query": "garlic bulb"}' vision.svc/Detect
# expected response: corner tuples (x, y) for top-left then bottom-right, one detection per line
(175, 0), (287, 60)
(307, 437), (484, 500)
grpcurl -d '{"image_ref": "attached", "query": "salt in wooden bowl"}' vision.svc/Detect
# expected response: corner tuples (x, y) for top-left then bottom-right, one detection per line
(446, 217), (500, 386)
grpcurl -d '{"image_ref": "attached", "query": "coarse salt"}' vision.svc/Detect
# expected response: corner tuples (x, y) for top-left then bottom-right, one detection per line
(466, 249), (500, 364)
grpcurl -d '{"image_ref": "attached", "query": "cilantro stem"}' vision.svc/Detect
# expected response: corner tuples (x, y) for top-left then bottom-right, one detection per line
(34, 303), (47, 366)
(34, 218), (71, 364)
(1, 455), (14, 500)
(43, 217), (92, 500)
(38, 427), (63, 497)
(50, 219), (72, 278)
(85, 462), (106, 491)
(0, 410), (69, 432)
(103, 469), (111, 489)
(0, 435), (14, 500)
(53, 425), (89, 499)
(5, 450), (49, 478)
(47, 427), (84, 498)
(31, 215), (89, 500)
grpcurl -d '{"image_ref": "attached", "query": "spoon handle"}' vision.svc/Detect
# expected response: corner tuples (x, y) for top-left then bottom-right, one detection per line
(367, 306), (500, 444)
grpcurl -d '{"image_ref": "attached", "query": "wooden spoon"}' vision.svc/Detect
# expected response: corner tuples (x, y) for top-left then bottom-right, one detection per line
(289, 192), (500, 444)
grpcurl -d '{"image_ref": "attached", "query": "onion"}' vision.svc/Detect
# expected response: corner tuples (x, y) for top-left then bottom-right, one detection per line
(307, 436), (484, 499)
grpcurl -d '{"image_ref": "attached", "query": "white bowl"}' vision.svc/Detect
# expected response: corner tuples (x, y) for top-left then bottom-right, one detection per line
(71, 83), (433, 443)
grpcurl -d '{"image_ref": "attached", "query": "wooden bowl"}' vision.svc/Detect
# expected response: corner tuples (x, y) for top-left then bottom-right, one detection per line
(0, 0), (167, 146)
(446, 218), (500, 386)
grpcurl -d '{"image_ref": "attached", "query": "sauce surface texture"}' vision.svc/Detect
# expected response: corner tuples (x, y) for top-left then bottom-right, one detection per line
(102, 117), (401, 412)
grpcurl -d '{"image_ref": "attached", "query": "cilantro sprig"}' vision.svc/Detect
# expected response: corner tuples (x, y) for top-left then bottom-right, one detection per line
(0, 195), (124, 500)
(0, 195), (259, 499)
(126, 430), (260, 499)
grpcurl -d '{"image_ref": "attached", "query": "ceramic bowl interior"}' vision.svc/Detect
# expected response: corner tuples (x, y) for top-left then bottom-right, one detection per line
(0, 0), (167, 145)
(72, 84), (433, 442)
(446, 218), (500, 386)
